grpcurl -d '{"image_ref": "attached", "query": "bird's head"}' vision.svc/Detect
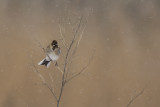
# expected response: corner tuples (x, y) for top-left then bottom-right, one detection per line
(51, 40), (58, 46)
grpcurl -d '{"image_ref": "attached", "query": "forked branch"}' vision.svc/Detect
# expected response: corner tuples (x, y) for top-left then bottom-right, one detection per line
(30, 58), (58, 101)
(32, 13), (92, 107)
(66, 51), (94, 83)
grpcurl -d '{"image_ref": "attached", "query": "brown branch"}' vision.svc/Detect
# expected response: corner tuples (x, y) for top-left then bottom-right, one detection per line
(30, 58), (58, 101)
(56, 65), (64, 74)
(71, 17), (87, 58)
(37, 40), (45, 52)
(58, 24), (69, 49)
(33, 14), (91, 107)
(56, 16), (84, 107)
(44, 83), (58, 101)
(56, 81), (65, 107)
(63, 16), (83, 74)
(66, 51), (94, 83)
(126, 86), (147, 107)
(48, 72), (54, 83)
(65, 18), (87, 80)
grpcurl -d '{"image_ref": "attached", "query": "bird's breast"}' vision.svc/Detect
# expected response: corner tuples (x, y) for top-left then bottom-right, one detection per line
(48, 52), (59, 61)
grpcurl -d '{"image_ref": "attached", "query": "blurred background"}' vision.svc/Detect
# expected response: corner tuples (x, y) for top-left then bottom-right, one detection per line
(0, 0), (160, 107)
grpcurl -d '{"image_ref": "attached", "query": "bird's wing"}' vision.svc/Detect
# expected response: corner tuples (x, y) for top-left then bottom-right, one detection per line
(45, 55), (51, 61)
(54, 47), (61, 55)
(45, 45), (52, 53)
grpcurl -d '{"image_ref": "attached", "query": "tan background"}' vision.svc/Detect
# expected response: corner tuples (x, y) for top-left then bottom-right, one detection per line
(0, 0), (160, 107)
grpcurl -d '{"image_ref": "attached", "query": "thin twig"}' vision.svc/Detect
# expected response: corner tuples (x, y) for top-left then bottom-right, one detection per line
(126, 86), (147, 107)
(37, 40), (45, 52)
(44, 83), (58, 101)
(56, 16), (84, 107)
(58, 24), (69, 49)
(33, 14), (92, 107)
(48, 72), (56, 90)
(66, 51), (94, 83)
(56, 66), (64, 74)
(48, 72), (54, 83)
(65, 56), (80, 80)
(66, 17), (88, 78)
(30, 58), (58, 101)
(71, 17), (87, 57)
(63, 16), (83, 74)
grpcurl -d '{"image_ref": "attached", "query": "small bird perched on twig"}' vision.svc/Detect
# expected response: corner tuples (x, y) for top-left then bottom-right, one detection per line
(38, 40), (61, 68)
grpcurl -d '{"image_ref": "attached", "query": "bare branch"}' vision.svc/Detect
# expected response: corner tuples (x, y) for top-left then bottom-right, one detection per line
(55, 16), (84, 107)
(58, 24), (69, 49)
(63, 16), (83, 74)
(37, 40), (45, 52)
(70, 21), (86, 58)
(30, 57), (45, 83)
(32, 13), (92, 107)
(67, 17), (88, 73)
(66, 51), (94, 83)
(77, 17), (88, 47)
(71, 16), (83, 41)
(30, 58), (58, 101)
(56, 65), (64, 74)
(126, 85), (147, 107)
(48, 72), (54, 83)
(44, 83), (58, 101)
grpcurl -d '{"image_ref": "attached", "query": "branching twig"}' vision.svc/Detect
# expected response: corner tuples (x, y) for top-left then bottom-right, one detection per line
(58, 24), (69, 49)
(32, 13), (92, 107)
(63, 16), (83, 74)
(56, 16), (84, 107)
(30, 58), (58, 101)
(66, 51), (94, 83)
(44, 83), (58, 101)
(71, 17), (87, 57)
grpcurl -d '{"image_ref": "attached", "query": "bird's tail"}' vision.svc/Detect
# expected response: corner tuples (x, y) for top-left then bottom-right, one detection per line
(38, 59), (51, 68)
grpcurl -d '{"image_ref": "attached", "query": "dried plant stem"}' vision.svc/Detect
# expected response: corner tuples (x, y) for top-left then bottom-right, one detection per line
(32, 14), (93, 107)
(30, 58), (58, 101)
(56, 16), (84, 107)
(126, 86), (147, 107)
(66, 52), (94, 83)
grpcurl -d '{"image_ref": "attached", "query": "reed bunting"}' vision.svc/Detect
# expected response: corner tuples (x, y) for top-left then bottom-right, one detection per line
(38, 40), (60, 68)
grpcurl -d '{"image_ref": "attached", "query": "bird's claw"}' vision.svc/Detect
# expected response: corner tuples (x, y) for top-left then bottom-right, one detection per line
(55, 61), (58, 66)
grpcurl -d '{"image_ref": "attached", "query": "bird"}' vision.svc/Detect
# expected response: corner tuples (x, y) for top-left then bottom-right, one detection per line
(38, 40), (61, 68)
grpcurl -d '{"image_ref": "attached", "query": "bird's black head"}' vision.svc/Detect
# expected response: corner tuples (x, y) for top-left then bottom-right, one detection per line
(51, 40), (58, 46)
